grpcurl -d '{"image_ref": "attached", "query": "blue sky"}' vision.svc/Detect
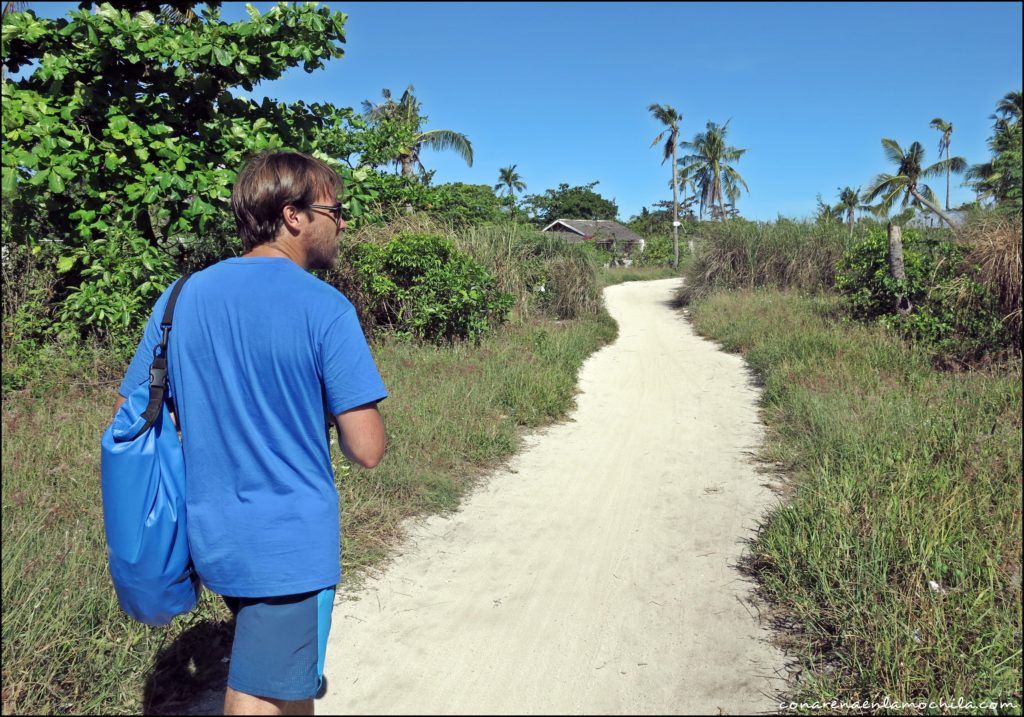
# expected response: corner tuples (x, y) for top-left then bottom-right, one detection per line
(27, 2), (1024, 221)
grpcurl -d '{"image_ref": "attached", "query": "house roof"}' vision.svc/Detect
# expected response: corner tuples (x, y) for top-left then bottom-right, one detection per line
(544, 230), (587, 244)
(541, 219), (645, 244)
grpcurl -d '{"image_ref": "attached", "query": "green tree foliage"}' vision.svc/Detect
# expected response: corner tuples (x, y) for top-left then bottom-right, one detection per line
(0, 2), (369, 339)
(627, 201), (697, 247)
(968, 91), (1023, 215)
(428, 183), (504, 228)
(628, 204), (671, 237)
(523, 181), (619, 226)
(351, 233), (512, 343)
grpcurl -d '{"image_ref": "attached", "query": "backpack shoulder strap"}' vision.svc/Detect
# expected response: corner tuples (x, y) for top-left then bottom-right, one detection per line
(130, 274), (192, 440)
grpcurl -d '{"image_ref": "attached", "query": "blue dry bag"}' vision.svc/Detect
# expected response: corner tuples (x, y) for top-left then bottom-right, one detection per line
(101, 275), (199, 626)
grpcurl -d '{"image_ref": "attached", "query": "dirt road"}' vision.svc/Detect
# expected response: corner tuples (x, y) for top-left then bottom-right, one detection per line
(318, 278), (786, 715)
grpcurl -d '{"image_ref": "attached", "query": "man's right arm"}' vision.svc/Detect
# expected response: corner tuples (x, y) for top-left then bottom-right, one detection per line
(333, 402), (386, 469)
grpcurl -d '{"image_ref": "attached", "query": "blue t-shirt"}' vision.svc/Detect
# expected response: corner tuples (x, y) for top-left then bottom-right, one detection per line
(119, 257), (388, 597)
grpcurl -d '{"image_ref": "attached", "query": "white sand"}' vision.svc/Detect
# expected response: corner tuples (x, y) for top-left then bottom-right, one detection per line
(317, 278), (787, 715)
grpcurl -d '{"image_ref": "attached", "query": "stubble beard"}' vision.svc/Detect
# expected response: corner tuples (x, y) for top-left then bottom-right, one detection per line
(307, 228), (340, 271)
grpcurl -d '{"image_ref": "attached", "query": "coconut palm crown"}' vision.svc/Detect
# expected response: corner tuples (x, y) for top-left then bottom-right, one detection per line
(862, 138), (965, 227)
(495, 165), (526, 215)
(834, 186), (862, 238)
(362, 85), (473, 178)
(993, 90), (1023, 126)
(929, 118), (957, 211)
(677, 120), (749, 220)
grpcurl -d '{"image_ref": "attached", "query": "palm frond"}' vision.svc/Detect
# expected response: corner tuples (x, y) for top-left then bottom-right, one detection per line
(926, 156), (968, 178)
(995, 90), (1023, 122)
(416, 129), (473, 167)
(863, 173), (904, 203)
(880, 138), (905, 167)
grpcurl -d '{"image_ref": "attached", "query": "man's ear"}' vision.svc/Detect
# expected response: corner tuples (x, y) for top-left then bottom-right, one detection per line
(280, 204), (304, 234)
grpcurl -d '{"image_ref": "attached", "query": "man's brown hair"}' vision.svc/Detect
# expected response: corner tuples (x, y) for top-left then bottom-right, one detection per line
(231, 151), (341, 251)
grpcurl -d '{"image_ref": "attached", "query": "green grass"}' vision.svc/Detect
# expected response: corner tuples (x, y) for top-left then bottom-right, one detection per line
(689, 289), (1022, 713)
(1, 311), (617, 715)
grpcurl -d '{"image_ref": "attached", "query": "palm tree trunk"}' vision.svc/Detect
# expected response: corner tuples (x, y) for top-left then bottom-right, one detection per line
(671, 143), (679, 269)
(401, 156), (415, 214)
(910, 187), (956, 228)
(887, 222), (912, 314)
(945, 142), (951, 211)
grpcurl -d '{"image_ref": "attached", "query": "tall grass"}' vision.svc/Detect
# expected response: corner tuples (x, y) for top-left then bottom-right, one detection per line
(678, 219), (853, 305)
(959, 215), (1022, 349)
(690, 289), (1022, 712)
(453, 222), (603, 320)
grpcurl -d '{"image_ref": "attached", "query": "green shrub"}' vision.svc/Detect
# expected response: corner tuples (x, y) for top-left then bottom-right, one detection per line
(836, 227), (1008, 361)
(352, 233), (513, 343)
(633, 235), (674, 267)
(54, 230), (178, 354)
(835, 226), (940, 320)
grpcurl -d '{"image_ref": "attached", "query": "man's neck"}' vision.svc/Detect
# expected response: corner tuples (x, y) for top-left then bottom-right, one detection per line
(245, 241), (306, 269)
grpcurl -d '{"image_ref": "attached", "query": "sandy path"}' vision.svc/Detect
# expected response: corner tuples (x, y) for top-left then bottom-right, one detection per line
(317, 278), (786, 715)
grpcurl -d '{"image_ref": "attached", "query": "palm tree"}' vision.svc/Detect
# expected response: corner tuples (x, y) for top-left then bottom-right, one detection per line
(835, 186), (861, 238)
(494, 165), (526, 218)
(993, 90), (1023, 125)
(815, 194), (843, 224)
(862, 138), (965, 228)
(968, 91), (1022, 204)
(929, 118), (956, 211)
(362, 85), (473, 178)
(648, 103), (683, 267)
(678, 120), (749, 221)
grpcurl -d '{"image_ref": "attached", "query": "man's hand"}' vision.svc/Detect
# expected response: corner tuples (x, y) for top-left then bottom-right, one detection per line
(113, 394), (126, 421)
(333, 402), (386, 469)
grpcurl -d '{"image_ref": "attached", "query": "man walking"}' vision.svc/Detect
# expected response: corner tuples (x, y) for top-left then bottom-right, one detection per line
(115, 151), (387, 715)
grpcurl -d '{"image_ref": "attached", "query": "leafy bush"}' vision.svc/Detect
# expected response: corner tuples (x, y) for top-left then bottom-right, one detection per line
(633, 235), (674, 267)
(352, 233), (512, 343)
(835, 227), (939, 320)
(836, 227), (1009, 361)
(54, 230), (178, 351)
(428, 183), (505, 229)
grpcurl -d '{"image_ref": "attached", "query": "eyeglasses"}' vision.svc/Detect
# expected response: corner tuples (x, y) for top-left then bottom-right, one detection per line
(310, 203), (345, 223)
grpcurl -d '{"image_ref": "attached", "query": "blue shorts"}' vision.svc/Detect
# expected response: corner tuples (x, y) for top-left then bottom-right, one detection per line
(222, 586), (336, 701)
